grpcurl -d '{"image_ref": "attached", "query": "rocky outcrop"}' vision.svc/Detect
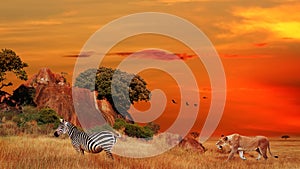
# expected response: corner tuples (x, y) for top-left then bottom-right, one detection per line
(25, 68), (67, 87)
(22, 68), (78, 125)
(21, 68), (118, 127)
(179, 134), (206, 153)
(97, 99), (118, 125)
(34, 83), (80, 125)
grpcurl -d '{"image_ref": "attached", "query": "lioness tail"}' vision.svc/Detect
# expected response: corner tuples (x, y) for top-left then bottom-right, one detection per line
(268, 143), (278, 158)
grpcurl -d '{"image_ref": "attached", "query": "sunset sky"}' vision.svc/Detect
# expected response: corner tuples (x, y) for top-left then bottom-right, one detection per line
(1, 0), (299, 137)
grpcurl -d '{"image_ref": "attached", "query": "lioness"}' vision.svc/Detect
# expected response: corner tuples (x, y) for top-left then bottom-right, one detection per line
(216, 133), (278, 161)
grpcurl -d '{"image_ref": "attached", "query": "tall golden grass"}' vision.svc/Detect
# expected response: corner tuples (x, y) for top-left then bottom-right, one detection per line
(0, 136), (299, 169)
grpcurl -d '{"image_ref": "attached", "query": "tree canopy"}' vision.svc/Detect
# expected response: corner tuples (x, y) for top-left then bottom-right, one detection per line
(11, 84), (36, 106)
(75, 67), (151, 120)
(0, 49), (28, 90)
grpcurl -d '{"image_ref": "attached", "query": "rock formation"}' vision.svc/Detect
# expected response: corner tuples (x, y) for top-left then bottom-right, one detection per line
(19, 68), (118, 127)
(97, 99), (118, 125)
(178, 133), (206, 153)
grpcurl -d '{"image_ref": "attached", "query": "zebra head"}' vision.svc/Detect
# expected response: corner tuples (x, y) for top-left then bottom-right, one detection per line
(54, 119), (68, 137)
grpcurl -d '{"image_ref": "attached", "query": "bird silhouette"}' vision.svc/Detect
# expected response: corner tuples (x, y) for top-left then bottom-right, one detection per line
(172, 99), (177, 104)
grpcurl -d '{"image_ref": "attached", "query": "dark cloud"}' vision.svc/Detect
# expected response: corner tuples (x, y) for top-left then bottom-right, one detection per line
(63, 51), (95, 58)
(281, 37), (295, 40)
(254, 43), (268, 47)
(220, 54), (240, 58)
(107, 52), (134, 56)
(108, 50), (196, 61)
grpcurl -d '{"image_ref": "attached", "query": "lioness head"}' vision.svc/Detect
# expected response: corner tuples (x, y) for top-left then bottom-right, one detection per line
(216, 135), (228, 150)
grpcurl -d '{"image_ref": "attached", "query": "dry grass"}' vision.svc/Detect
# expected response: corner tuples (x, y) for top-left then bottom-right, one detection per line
(0, 136), (299, 169)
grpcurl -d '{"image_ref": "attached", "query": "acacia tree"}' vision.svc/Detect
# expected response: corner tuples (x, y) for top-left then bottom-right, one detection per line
(75, 67), (151, 122)
(0, 49), (28, 90)
(281, 135), (290, 140)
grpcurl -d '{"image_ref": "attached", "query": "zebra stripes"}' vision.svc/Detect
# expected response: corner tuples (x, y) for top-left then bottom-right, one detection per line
(54, 119), (120, 159)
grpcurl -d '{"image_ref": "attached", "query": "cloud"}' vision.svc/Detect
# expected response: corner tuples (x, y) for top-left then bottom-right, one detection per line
(253, 43), (268, 47)
(25, 19), (62, 26)
(63, 51), (95, 58)
(107, 52), (134, 56)
(220, 53), (272, 58)
(157, 0), (233, 4)
(108, 50), (196, 61)
(218, 3), (300, 40)
(61, 10), (78, 17)
(220, 54), (240, 58)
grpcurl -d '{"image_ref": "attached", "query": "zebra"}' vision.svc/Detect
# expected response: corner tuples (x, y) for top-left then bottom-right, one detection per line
(54, 119), (120, 159)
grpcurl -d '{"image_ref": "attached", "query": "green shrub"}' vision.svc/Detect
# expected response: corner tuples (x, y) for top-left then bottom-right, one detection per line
(113, 118), (127, 130)
(0, 106), (61, 136)
(16, 107), (39, 127)
(37, 108), (60, 128)
(15, 107), (60, 128)
(124, 124), (153, 139)
(113, 118), (159, 139)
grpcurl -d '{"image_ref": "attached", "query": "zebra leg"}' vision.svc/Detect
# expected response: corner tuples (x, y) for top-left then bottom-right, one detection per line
(105, 150), (114, 160)
(73, 145), (84, 155)
(72, 141), (84, 155)
(79, 145), (85, 155)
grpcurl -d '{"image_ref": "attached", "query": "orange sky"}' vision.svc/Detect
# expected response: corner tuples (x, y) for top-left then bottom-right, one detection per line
(1, 0), (300, 137)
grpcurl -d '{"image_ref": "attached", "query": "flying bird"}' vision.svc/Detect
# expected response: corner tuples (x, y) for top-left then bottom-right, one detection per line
(172, 99), (177, 104)
(194, 103), (198, 107)
(203, 96), (207, 99)
(186, 102), (189, 106)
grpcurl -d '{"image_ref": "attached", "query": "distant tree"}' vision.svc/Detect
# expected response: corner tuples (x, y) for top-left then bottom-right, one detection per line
(281, 135), (290, 140)
(11, 84), (36, 106)
(75, 67), (151, 122)
(190, 131), (200, 139)
(0, 49), (28, 90)
(74, 69), (97, 90)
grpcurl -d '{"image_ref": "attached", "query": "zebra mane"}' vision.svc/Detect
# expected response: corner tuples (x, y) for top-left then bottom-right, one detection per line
(66, 122), (86, 133)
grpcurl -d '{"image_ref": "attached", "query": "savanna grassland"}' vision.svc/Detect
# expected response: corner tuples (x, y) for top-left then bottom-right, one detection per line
(0, 136), (299, 169)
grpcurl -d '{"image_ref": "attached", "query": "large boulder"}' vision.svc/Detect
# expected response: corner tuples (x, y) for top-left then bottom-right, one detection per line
(20, 68), (118, 127)
(179, 134), (206, 153)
